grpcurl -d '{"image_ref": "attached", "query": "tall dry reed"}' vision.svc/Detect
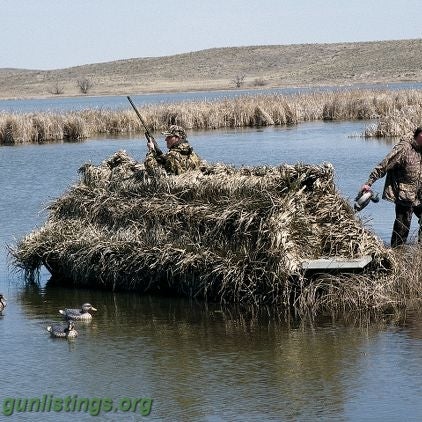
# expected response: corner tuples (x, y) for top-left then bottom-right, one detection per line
(2, 89), (422, 145)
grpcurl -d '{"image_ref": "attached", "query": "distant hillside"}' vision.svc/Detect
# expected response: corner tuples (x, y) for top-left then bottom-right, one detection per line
(1, 39), (421, 99)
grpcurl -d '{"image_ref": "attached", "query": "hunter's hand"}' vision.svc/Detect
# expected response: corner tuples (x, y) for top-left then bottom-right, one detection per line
(361, 184), (372, 192)
(147, 140), (155, 152)
(145, 133), (155, 151)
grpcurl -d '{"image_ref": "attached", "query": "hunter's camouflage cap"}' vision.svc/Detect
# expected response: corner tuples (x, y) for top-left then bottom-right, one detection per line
(161, 125), (187, 139)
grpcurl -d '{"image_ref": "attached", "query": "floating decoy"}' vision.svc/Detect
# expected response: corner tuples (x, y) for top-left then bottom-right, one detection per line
(47, 320), (78, 339)
(59, 303), (97, 320)
(0, 294), (6, 313)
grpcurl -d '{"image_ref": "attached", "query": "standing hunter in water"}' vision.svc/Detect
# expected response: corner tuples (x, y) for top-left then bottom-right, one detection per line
(360, 126), (422, 247)
(144, 125), (202, 175)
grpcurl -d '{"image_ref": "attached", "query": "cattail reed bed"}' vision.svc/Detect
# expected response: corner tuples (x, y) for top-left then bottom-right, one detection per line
(1, 89), (422, 145)
(14, 150), (421, 316)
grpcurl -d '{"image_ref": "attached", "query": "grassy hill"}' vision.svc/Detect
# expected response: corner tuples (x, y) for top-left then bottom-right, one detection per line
(1, 39), (421, 99)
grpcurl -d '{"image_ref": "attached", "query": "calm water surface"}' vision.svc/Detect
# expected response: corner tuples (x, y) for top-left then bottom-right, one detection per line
(2, 120), (422, 421)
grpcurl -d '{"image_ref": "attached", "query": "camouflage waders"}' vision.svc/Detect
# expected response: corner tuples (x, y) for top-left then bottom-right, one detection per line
(391, 203), (422, 247)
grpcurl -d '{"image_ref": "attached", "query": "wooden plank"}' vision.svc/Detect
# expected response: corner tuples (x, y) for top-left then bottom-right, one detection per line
(301, 255), (372, 270)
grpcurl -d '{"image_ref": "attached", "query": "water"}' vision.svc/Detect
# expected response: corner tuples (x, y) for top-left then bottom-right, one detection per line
(1, 81), (422, 113)
(2, 119), (422, 421)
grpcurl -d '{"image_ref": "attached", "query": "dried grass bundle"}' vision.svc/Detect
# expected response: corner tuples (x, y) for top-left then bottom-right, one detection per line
(12, 151), (398, 313)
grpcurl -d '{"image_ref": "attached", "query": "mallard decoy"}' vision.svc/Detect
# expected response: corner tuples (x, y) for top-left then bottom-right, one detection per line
(47, 320), (78, 339)
(0, 294), (6, 313)
(59, 303), (97, 320)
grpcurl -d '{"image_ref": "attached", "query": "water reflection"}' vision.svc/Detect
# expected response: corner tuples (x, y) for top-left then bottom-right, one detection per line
(361, 135), (397, 147)
(13, 281), (422, 420)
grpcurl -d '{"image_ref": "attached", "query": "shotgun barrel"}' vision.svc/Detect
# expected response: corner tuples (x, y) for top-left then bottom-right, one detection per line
(127, 96), (163, 156)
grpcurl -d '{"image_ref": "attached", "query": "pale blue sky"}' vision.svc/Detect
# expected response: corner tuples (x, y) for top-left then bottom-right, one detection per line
(2, 0), (421, 70)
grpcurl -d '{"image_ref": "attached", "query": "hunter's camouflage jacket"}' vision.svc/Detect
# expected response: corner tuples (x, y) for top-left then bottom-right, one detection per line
(367, 138), (422, 206)
(145, 142), (202, 175)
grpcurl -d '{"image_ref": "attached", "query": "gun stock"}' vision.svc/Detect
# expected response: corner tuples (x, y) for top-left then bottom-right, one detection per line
(127, 96), (163, 156)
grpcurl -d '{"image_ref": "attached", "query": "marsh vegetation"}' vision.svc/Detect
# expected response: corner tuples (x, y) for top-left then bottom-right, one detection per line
(1, 89), (422, 145)
(13, 150), (422, 316)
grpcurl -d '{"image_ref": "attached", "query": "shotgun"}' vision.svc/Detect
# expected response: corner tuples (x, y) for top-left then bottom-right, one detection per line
(126, 96), (163, 156)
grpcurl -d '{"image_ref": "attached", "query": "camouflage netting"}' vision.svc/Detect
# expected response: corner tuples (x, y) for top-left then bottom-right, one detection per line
(12, 150), (393, 307)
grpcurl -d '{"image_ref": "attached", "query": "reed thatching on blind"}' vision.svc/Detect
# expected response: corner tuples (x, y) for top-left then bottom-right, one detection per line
(12, 150), (397, 313)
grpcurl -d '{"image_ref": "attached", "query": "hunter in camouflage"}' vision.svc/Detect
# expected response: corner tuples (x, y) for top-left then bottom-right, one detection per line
(361, 127), (422, 247)
(144, 125), (202, 175)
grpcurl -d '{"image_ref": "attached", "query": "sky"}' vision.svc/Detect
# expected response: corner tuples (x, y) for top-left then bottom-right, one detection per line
(2, 0), (421, 70)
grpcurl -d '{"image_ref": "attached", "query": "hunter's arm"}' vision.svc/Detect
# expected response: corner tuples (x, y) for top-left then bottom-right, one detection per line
(366, 142), (405, 186)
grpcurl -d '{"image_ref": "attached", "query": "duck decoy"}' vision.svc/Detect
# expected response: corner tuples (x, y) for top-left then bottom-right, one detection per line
(59, 303), (97, 320)
(47, 320), (78, 339)
(0, 294), (6, 313)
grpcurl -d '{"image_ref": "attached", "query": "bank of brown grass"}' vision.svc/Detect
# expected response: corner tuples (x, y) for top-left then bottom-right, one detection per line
(364, 105), (422, 138)
(1, 89), (421, 145)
